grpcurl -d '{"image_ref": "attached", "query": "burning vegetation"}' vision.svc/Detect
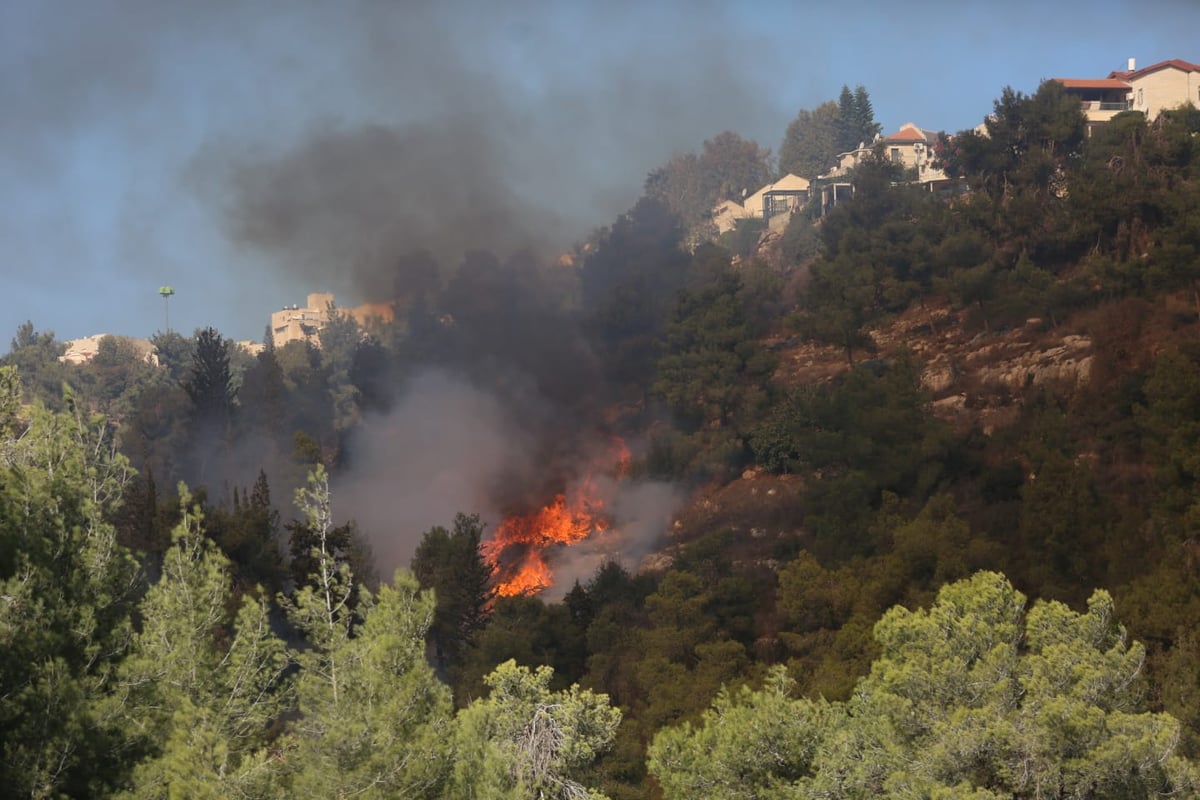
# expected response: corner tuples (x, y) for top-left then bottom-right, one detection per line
(483, 437), (631, 597)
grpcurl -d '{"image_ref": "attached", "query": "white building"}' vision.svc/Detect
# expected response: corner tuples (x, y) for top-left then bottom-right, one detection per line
(712, 174), (812, 234)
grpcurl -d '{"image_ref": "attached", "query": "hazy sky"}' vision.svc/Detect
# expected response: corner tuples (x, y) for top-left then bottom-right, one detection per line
(4, 0), (1199, 344)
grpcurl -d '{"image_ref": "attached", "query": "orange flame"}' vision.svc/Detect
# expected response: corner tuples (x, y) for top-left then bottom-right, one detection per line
(483, 437), (629, 596)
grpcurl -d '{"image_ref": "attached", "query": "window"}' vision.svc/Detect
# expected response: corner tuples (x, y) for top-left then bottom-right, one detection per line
(890, 147), (901, 163)
(1137, 87), (1144, 107)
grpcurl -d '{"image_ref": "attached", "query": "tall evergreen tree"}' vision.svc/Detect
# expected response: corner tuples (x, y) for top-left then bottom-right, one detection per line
(0, 369), (142, 797)
(843, 84), (882, 150)
(836, 84), (858, 152)
(238, 347), (287, 441)
(280, 468), (453, 798)
(317, 305), (362, 433)
(117, 489), (290, 799)
(182, 327), (236, 487)
(182, 327), (234, 421)
(412, 513), (495, 675)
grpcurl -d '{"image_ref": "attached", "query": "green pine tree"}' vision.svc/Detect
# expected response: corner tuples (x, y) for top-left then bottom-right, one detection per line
(279, 467), (454, 798)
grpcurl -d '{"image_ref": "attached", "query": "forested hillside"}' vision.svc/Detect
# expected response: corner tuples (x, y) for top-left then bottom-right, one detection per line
(7, 80), (1200, 798)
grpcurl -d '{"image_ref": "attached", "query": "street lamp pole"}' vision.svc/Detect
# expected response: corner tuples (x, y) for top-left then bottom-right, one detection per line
(158, 286), (175, 333)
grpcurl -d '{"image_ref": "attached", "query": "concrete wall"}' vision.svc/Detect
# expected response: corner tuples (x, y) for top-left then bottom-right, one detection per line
(712, 199), (750, 234)
(1131, 66), (1200, 119)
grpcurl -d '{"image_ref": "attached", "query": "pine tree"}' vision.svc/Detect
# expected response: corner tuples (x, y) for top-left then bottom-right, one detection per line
(852, 84), (882, 145)
(0, 370), (142, 797)
(836, 84), (858, 152)
(412, 512), (495, 673)
(183, 327), (234, 422)
(280, 467), (453, 798)
(450, 660), (622, 799)
(182, 327), (236, 487)
(649, 572), (1200, 799)
(117, 488), (290, 799)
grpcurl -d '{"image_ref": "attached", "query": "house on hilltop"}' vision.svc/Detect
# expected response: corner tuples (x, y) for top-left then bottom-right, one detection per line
(1053, 77), (1132, 136)
(712, 174), (811, 234)
(1053, 57), (1200, 136)
(60, 335), (159, 366)
(816, 123), (953, 213)
(712, 198), (751, 235)
(882, 124), (946, 185)
(820, 143), (874, 181)
(821, 124), (945, 183)
(1109, 58), (1200, 119)
(748, 173), (811, 231)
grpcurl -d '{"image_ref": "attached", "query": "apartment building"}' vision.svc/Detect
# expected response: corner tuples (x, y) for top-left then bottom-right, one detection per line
(269, 293), (395, 348)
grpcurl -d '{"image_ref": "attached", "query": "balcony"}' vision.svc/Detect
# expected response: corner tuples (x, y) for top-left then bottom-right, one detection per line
(1078, 99), (1132, 124)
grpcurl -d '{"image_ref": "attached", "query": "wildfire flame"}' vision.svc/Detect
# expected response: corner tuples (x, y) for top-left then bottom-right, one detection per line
(483, 437), (630, 597)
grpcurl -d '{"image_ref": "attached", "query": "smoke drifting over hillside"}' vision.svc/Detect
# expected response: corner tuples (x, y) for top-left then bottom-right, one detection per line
(223, 122), (551, 301)
(334, 369), (525, 573)
(4, 0), (793, 339)
(338, 369), (681, 589)
(8, 0), (754, 580)
(218, 1), (746, 577)
(197, 0), (783, 299)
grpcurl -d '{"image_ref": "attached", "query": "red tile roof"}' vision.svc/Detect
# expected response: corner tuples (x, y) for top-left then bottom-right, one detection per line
(1054, 78), (1131, 90)
(885, 125), (928, 143)
(1109, 59), (1200, 80)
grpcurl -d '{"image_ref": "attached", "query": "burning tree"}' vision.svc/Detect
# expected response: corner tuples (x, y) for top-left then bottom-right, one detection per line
(482, 438), (631, 598)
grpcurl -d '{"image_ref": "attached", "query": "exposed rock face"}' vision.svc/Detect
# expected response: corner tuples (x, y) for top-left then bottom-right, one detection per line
(922, 360), (957, 394)
(873, 308), (1095, 394)
(771, 303), (1097, 435)
(969, 334), (1093, 389)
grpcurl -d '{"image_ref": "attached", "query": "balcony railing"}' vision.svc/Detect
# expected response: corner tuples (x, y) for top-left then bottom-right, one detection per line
(1080, 100), (1130, 111)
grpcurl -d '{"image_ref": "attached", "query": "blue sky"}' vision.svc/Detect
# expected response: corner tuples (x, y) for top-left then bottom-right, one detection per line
(4, 0), (1199, 344)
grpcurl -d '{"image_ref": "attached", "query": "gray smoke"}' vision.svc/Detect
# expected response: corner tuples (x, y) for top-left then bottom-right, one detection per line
(3, 0), (790, 339)
(9, 0), (734, 582)
(333, 368), (527, 571)
(191, 0), (785, 300)
(539, 477), (682, 601)
(337, 367), (681, 585)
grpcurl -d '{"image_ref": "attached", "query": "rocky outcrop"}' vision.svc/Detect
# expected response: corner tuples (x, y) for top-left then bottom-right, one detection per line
(968, 334), (1093, 389)
(874, 307), (1095, 397)
(774, 304), (1098, 435)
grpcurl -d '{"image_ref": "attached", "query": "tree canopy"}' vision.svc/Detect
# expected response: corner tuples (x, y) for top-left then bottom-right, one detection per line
(779, 85), (881, 179)
(13, 71), (1200, 800)
(650, 571), (1199, 799)
(645, 130), (773, 242)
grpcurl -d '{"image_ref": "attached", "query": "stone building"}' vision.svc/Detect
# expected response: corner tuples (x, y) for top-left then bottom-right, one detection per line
(269, 293), (395, 348)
